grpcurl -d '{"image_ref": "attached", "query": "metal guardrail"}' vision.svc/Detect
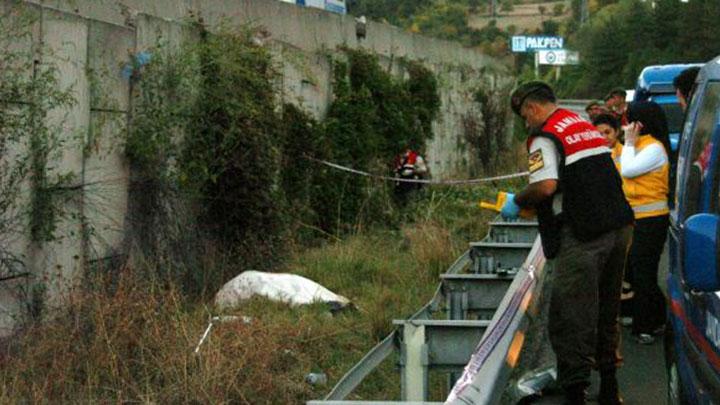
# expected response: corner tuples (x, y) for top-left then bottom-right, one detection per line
(321, 251), (473, 401)
(446, 237), (547, 404)
(309, 218), (545, 405)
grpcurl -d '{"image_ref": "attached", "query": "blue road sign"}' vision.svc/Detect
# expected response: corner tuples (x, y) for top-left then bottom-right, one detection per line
(511, 36), (564, 53)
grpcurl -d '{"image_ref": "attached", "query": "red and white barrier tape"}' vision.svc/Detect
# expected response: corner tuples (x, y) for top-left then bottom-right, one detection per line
(306, 157), (529, 185)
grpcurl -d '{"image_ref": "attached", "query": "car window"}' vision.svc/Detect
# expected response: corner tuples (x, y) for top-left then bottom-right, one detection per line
(660, 102), (685, 134)
(682, 81), (720, 216)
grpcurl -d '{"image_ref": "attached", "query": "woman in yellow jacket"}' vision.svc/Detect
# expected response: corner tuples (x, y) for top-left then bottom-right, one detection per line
(620, 101), (671, 345)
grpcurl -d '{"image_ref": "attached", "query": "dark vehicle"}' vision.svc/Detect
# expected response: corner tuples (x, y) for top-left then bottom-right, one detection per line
(666, 56), (720, 404)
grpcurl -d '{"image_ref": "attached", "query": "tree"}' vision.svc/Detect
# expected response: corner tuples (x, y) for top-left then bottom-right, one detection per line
(540, 20), (560, 36)
(500, 0), (514, 13)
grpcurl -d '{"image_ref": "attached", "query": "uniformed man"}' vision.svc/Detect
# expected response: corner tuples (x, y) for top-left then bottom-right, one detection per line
(501, 82), (634, 404)
(604, 87), (629, 126)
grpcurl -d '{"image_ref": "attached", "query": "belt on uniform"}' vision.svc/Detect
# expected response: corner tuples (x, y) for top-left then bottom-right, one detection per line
(632, 200), (668, 214)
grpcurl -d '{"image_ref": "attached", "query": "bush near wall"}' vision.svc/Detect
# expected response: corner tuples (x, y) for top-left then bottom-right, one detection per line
(0, 12), (525, 404)
(318, 49), (440, 231)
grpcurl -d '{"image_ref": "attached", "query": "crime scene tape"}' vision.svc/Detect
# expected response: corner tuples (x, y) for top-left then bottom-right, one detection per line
(305, 156), (529, 185)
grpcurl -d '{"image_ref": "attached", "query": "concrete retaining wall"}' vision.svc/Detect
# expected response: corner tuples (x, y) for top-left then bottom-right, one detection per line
(0, 0), (511, 335)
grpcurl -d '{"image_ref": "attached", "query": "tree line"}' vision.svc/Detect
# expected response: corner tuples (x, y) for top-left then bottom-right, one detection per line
(348, 0), (720, 98)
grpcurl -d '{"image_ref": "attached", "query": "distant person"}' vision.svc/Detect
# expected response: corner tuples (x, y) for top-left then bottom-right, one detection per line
(504, 81), (633, 405)
(605, 87), (629, 125)
(585, 100), (607, 120)
(620, 101), (671, 345)
(673, 66), (701, 112)
(393, 147), (428, 203)
(593, 113), (623, 167)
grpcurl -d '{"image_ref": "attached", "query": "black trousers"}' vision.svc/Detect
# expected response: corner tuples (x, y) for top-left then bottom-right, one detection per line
(627, 214), (669, 335)
(548, 225), (633, 388)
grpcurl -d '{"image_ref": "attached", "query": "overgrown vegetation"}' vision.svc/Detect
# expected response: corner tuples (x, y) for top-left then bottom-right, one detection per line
(0, 10), (76, 245)
(319, 49), (440, 230)
(0, 8), (525, 404)
(0, 182), (519, 403)
(465, 79), (514, 173)
(123, 27), (444, 296)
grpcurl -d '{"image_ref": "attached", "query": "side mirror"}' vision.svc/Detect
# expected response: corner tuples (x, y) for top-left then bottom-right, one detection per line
(682, 213), (720, 291)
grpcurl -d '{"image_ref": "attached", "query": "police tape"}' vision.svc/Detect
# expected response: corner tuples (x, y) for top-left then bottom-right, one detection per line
(305, 156), (529, 185)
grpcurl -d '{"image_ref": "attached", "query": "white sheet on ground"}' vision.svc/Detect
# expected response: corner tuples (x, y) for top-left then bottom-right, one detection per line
(214, 270), (350, 310)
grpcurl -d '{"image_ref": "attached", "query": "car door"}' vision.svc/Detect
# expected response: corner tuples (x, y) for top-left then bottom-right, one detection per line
(670, 79), (720, 403)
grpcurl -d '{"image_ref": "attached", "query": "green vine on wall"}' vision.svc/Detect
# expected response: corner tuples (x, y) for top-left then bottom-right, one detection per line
(1, 5), (77, 322)
(1, 8), (76, 244)
(466, 78), (512, 172)
(125, 25), (442, 289)
(319, 48), (441, 229)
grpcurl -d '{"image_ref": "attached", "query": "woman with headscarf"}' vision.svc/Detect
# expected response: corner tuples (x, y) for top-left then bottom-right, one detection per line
(620, 101), (671, 345)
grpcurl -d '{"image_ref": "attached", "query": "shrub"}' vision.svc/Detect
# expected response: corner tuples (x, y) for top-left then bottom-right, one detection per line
(126, 26), (442, 291)
(318, 49), (440, 232)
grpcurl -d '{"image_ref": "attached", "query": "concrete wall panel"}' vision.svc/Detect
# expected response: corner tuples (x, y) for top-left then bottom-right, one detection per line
(88, 20), (134, 111)
(0, 2), (41, 89)
(276, 44), (332, 119)
(84, 112), (128, 261)
(37, 8), (88, 304)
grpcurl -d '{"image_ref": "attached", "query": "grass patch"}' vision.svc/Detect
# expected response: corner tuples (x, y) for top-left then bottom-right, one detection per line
(0, 180), (524, 403)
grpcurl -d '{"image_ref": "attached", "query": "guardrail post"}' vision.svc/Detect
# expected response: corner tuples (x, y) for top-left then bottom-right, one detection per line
(400, 322), (428, 401)
(447, 288), (468, 321)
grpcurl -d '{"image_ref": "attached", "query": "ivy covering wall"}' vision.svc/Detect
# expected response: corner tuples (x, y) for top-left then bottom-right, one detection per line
(125, 27), (443, 293)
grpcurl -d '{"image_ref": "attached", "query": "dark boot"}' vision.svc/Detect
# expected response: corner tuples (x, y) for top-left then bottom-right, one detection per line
(563, 383), (587, 405)
(599, 369), (624, 405)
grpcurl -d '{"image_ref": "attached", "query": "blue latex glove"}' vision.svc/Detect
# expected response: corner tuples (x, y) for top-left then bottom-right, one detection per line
(500, 193), (521, 220)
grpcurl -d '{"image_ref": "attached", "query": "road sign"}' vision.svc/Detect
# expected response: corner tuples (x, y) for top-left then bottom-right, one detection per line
(290, 0), (346, 14)
(537, 50), (580, 65)
(325, 0), (347, 14)
(511, 36), (564, 53)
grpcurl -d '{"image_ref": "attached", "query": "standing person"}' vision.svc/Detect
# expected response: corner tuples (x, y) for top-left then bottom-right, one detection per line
(586, 100), (608, 121)
(393, 146), (428, 204)
(593, 113), (623, 167)
(620, 101), (671, 345)
(673, 66), (701, 112)
(605, 88), (629, 126)
(503, 82), (634, 404)
(594, 113), (636, 327)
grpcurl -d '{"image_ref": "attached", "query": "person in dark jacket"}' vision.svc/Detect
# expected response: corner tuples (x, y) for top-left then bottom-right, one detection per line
(502, 82), (634, 405)
(673, 66), (701, 112)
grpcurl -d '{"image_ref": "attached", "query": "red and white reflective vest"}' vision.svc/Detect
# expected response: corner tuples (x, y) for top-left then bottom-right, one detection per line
(527, 108), (609, 165)
(526, 108), (634, 258)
